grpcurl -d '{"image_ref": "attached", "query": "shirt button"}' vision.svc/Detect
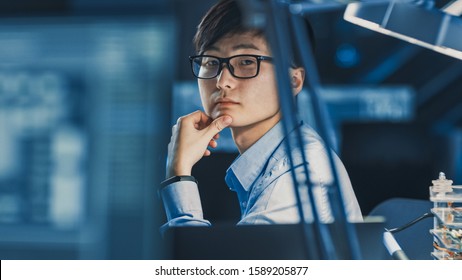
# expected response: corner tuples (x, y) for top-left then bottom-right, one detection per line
(241, 202), (247, 208)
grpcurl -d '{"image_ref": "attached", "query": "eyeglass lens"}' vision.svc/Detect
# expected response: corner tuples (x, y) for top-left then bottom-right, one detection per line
(192, 56), (259, 78)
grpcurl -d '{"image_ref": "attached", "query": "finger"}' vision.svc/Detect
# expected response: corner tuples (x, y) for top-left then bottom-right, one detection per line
(203, 149), (211, 156)
(208, 139), (217, 149)
(205, 115), (232, 139)
(213, 133), (220, 140)
(201, 114), (213, 128)
(188, 110), (213, 129)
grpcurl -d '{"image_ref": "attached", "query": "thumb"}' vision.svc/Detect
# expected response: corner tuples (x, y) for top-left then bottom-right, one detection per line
(206, 115), (233, 137)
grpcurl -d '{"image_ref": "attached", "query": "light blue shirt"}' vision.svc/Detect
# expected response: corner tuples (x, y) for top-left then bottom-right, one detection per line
(160, 121), (362, 231)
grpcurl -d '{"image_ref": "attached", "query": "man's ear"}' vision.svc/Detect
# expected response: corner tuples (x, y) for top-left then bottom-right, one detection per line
(290, 67), (305, 96)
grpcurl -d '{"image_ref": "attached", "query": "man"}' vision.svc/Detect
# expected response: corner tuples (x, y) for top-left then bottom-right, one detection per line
(160, 0), (362, 230)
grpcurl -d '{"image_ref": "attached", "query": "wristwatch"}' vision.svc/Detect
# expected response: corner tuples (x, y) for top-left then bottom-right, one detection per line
(160, 175), (197, 189)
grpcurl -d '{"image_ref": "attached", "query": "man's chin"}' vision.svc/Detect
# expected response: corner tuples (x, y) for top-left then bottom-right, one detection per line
(212, 112), (232, 120)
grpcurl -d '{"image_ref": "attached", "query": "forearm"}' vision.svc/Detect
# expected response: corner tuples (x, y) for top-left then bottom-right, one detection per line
(160, 111), (232, 230)
(160, 180), (211, 229)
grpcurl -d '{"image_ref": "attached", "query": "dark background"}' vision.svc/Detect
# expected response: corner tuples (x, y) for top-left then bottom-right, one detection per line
(175, 0), (462, 219)
(0, 0), (461, 259)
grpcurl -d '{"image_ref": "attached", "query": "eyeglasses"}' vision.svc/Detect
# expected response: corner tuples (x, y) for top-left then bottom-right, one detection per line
(189, 54), (273, 79)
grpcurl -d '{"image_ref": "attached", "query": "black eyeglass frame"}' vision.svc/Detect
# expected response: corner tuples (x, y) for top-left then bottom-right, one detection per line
(189, 54), (273, 79)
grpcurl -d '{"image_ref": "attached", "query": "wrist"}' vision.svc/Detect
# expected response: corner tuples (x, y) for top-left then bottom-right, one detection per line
(160, 175), (197, 189)
(166, 161), (192, 178)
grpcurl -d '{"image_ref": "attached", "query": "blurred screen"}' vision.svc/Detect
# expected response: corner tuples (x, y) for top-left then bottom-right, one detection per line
(0, 15), (175, 259)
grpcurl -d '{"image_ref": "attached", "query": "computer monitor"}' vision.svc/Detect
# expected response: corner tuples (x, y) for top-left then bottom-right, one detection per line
(165, 222), (386, 260)
(0, 14), (175, 259)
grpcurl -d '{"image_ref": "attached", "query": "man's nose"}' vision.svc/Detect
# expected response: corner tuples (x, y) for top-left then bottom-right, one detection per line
(216, 63), (235, 88)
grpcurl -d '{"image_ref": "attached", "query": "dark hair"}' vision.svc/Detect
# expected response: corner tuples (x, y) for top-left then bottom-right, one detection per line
(193, 0), (262, 54)
(193, 0), (315, 68)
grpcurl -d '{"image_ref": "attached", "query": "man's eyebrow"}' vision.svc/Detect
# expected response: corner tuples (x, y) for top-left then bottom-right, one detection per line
(205, 43), (261, 53)
(231, 43), (260, 51)
(206, 46), (220, 52)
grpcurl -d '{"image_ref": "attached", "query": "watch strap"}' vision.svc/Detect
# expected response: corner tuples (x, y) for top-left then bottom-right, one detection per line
(160, 175), (197, 189)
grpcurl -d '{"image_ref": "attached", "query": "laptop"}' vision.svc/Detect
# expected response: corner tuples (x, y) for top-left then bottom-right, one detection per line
(164, 222), (386, 260)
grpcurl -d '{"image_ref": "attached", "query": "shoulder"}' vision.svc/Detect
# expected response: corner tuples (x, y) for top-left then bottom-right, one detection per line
(270, 123), (347, 184)
(272, 123), (328, 163)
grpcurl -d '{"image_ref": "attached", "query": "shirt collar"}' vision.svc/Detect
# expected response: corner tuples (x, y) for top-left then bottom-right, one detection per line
(226, 121), (286, 192)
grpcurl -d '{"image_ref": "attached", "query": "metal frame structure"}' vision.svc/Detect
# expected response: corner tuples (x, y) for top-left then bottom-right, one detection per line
(239, 0), (362, 259)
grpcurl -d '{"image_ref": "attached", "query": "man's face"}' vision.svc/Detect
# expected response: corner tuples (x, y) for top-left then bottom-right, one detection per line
(198, 32), (281, 129)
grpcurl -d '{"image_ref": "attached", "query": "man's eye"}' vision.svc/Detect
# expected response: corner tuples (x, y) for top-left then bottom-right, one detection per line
(239, 59), (255, 66)
(204, 60), (219, 67)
